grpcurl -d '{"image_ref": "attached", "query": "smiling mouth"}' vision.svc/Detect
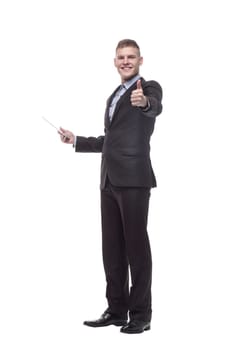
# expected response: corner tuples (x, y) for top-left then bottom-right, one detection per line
(121, 66), (133, 70)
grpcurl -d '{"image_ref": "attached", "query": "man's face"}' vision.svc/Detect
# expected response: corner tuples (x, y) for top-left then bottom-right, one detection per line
(114, 46), (143, 83)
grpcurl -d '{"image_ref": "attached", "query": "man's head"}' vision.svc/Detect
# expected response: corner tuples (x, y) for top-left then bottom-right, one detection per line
(114, 39), (143, 83)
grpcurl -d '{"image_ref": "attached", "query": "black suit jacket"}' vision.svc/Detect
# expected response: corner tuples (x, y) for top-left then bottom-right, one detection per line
(75, 77), (162, 189)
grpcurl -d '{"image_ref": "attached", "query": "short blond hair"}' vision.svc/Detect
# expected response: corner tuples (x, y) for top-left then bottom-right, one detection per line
(116, 39), (141, 56)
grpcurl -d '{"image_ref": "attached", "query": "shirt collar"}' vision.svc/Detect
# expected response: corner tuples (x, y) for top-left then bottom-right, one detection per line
(123, 74), (141, 90)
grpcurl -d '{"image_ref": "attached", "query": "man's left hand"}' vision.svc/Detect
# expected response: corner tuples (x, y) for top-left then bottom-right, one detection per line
(130, 79), (148, 108)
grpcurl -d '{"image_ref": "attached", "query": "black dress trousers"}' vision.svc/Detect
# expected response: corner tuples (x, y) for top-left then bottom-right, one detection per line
(101, 179), (152, 322)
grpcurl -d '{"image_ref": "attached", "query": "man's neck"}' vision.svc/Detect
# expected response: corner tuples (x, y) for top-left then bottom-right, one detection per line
(123, 74), (140, 89)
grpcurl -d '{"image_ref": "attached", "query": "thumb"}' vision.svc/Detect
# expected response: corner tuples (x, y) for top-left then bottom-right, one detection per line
(137, 79), (142, 90)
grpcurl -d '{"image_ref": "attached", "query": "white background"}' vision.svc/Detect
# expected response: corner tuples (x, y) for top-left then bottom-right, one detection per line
(0, 0), (232, 349)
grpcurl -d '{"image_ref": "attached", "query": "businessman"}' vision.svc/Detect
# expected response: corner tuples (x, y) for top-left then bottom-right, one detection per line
(59, 39), (163, 334)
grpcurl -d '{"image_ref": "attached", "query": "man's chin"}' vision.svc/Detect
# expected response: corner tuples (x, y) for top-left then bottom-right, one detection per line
(122, 73), (137, 82)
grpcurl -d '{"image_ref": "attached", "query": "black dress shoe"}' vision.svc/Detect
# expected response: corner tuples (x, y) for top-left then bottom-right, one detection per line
(83, 311), (127, 327)
(120, 320), (151, 334)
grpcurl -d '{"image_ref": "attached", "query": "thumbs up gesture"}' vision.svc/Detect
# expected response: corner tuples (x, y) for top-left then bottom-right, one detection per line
(130, 79), (148, 108)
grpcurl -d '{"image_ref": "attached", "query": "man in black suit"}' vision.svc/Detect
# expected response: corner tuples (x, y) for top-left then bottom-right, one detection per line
(59, 39), (162, 334)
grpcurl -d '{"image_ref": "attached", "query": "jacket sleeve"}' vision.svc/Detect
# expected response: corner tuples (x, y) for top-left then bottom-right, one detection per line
(75, 135), (105, 153)
(141, 80), (163, 118)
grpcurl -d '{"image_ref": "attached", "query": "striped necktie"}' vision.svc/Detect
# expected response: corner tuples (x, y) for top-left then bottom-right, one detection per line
(109, 85), (126, 121)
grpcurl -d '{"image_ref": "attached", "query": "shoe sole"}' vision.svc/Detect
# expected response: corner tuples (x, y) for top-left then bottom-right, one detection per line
(84, 320), (127, 327)
(120, 325), (151, 334)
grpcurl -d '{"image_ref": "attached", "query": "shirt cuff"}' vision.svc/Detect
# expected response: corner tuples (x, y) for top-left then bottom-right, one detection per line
(73, 136), (77, 148)
(141, 99), (151, 112)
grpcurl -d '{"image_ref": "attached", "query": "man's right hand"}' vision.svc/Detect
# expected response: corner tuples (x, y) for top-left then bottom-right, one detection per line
(59, 127), (75, 144)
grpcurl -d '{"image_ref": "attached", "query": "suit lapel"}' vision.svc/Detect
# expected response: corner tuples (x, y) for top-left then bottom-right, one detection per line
(105, 78), (145, 128)
(110, 81), (137, 124)
(104, 85), (121, 128)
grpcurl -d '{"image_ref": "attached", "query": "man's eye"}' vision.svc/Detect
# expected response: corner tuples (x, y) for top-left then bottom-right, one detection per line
(117, 56), (136, 60)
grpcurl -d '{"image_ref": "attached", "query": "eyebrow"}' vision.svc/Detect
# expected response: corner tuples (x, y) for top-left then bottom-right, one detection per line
(117, 54), (138, 59)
